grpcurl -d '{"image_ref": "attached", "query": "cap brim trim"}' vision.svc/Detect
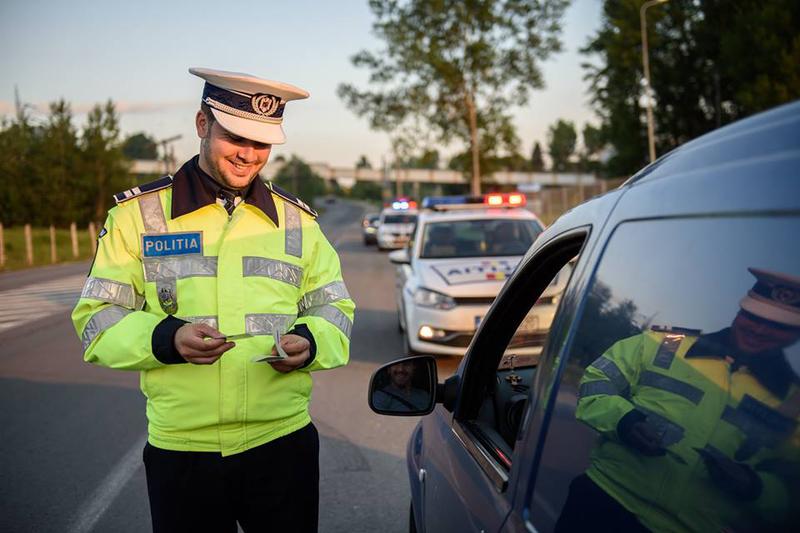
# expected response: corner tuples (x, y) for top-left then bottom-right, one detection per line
(210, 108), (286, 145)
(740, 295), (800, 326)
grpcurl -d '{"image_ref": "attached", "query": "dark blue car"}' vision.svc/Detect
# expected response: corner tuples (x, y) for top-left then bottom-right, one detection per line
(369, 101), (800, 533)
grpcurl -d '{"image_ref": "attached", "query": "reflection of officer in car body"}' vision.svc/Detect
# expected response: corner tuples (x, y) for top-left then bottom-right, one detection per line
(557, 268), (800, 532)
(373, 361), (430, 412)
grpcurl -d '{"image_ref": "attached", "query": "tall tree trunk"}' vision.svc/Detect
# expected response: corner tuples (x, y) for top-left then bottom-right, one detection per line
(464, 90), (481, 196)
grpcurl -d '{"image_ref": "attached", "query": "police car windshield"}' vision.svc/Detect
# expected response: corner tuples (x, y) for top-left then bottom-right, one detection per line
(420, 219), (542, 258)
(383, 214), (417, 224)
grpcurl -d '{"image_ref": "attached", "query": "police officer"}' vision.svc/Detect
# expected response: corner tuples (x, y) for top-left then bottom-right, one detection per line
(557, 268), (800, 532)
(72, 68), (355, 532)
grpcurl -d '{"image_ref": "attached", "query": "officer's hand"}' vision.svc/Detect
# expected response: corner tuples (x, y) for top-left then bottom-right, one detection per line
(174, 323), (235, 365)
(621, 421), (666, 456)
(699, 448), (763, 501)
(269, 334), (310, 373)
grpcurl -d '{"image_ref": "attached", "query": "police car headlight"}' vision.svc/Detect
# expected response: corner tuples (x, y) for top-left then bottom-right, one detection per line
(414, 287), (456, 310)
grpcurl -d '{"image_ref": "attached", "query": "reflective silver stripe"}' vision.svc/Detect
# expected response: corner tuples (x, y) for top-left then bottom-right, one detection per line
(138, 194), (167, 233)
(81, 277), (143, 310)
(652, 334), (683, 369)
(144, 256), (218, 281)
(284, 203), (302, 257)
(639, 370), (704, 404)
(635, 406), (685, 447)
(299, 304), (353, 338)
(181, 316), (219, 330)
(242, 257), (303, 287)
(589, 357), (630, 398)
(81, 305), (132, 351)
(721, 405), (773, 441)
(578, 380), (619, 399)
(298, 281), (351, 313)
(245, 313), (297, 335)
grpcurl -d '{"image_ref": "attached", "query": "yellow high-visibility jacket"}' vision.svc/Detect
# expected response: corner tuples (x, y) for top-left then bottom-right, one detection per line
(577, 328), (800, 532)
(72, 159), (354, 456)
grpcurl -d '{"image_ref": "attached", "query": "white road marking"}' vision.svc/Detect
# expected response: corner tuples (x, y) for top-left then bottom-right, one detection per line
(0, 274), (85, 333)
(68, 434), (148, 533)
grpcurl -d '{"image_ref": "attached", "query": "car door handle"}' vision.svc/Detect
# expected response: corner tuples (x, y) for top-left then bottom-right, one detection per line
(418, 468), (426, 483)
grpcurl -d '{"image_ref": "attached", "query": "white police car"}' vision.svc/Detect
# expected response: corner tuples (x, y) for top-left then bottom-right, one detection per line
(377, 199), (418, 251)
(390, 193), (568, 356)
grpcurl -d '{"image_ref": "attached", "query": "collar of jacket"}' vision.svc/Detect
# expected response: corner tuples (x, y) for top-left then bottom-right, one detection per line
(686, 327), (796, 399)
(170, 155), (279, 227)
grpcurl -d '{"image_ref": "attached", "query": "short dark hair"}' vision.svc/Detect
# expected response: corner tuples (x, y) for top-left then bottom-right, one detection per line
(200, 101), (216, 126)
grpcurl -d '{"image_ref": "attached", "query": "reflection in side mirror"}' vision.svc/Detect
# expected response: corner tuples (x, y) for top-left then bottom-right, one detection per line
(388, 249), (410, 265)
(368, 356), (437, 416)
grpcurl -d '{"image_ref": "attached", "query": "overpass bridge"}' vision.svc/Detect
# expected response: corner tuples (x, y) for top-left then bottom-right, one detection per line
(132, 160), (597, 192)
(261, 163), (597, 191)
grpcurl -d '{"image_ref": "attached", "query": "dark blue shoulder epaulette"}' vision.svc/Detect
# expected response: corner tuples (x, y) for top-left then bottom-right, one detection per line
(650, 325), (702, 336)
(113, 175), (173, 204)
(267, 182), (318, 218)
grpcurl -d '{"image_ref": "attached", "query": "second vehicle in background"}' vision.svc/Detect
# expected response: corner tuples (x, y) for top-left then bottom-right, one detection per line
(362, 213), (380, 245)
(377, 199), (418, 251)
(390, 193), (568, 356)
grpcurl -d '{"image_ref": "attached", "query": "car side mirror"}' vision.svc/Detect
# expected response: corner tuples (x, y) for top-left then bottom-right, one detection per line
(368, 356), (437, 416)
(388, 249), (410, 265)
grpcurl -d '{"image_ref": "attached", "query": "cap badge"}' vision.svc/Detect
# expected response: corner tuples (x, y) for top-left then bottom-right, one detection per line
(773, 286), (800, 306)
(251, 94), (281, 117)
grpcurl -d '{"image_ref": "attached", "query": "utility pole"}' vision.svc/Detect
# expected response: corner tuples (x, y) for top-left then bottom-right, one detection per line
(640, 0), (668, 163)
(158, 135), (182, 174)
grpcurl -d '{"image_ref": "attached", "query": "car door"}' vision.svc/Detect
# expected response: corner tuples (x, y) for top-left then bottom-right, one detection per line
(419, 227), (590, 533)
(503, 214), (800, 533)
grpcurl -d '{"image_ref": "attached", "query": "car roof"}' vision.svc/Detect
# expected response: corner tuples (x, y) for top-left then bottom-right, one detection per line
(380, 208), (419, 215)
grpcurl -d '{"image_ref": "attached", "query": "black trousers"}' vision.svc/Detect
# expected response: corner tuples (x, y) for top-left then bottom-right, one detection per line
(554, 473), (650, 533)
(143, 422), (319, 533)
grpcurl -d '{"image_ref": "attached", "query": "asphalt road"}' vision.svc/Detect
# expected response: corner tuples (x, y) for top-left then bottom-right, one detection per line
(0, 198), (459, 533)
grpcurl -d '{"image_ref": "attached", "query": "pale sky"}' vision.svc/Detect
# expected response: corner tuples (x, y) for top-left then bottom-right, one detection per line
(0, 0), (603, 168)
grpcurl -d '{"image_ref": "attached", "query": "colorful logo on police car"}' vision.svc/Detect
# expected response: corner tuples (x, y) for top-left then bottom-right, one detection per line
(142, 232), (203, 257)
(432, 258), (520, 285)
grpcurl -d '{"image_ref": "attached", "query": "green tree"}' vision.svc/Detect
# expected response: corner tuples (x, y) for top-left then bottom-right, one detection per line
(41, 100), (86, 224)
(583, 0), (800, 177)
(547, 119), (577, 172)
(338, 0), (569, 195)
(0, 104), (40, 225)
(580, 123), (605, 172)
(272, 155), (327, 207)
(530, 141), (545, 171)
(356, 155), (373, 169)
(349, 180), (384, 203)
(81, 100), (130, 222)
(122, 132), (158, 160)
(400, 149), (440, 169)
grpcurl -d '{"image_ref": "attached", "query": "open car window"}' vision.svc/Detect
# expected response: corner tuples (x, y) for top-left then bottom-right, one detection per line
(455, 231), (587, 485)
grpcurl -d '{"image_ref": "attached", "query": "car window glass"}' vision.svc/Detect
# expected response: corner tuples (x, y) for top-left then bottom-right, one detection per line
(420, 219), (542, 259)
(470, 258), (578, 463)
(528, 216), (800, 533)
(383, 214), (417, 224)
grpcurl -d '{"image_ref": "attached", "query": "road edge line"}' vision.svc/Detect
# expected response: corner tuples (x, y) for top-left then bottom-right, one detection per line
(68, 434), (148, 533)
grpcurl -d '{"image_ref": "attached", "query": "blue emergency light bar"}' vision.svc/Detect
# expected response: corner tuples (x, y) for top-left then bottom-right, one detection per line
(422, 193), (526, 210)
(387, 199), (417, 210)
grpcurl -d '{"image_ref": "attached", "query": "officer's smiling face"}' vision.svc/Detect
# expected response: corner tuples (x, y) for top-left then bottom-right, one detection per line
(196, 111), (272, 189)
